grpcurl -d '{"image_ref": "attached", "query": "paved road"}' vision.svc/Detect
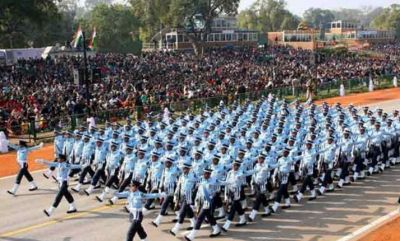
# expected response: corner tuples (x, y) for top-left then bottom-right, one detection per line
(0, 100), (399, 241)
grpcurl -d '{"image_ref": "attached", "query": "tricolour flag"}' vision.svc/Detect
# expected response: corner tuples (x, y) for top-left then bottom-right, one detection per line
(71, 25), (83, 49)
(88, 27), (97, 51)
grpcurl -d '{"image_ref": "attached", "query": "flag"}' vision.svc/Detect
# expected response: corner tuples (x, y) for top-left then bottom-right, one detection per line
(88, 27), (97, 51)
(71, 25), (83, 49)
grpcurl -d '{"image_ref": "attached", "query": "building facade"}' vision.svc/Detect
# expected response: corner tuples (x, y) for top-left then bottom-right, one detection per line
(267, 20), (395, 50)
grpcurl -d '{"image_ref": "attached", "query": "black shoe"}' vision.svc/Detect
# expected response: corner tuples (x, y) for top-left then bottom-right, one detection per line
(29, 187), (38, 191)
(43, 173), (50, 179)
(336, 184), (342, 189)
(108, 199), (114, 205)
(209, 231), (221, 237)
(96, 196), (103, 202)
(169, 230), (176, 236)
(281, 205), (291, 209)
(184, 236), (192, 241)
(84, 190), (90, 196)
(172, 218), (178, 223)
(7, 190), (15, 196)
(293, 195), (299, 203)
(71, 187), (80, 193)
(327, 189), (335, 193)
(343, 182), (351, 186)
(67, 209), (77, 214)
(261, 212), (271, 217)
(94, 185), (101, 189)
(269, 206), (276, 213)
(316, 189), (323, 196)
(186, 227), (193, 230)
(235, 221), (247, 227)
(151, 221), (159, 227)
(308, 196), (317, 201)
(82, 180), (91, 185)
(221, 227), (228, 232)
(398, 197), (400, 204)
(247, 216), (254, 222)
(215, 215), (225, 220)
(43, 209), (50, 217)
(52, 176), (58, 182)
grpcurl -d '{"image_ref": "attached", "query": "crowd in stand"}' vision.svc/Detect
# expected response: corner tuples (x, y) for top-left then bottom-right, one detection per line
(369, 41), (400, 57)
(0, 45), (399, 135)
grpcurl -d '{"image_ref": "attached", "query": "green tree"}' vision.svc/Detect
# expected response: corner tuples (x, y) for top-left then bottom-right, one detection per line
(84, 4), (142, 54)
(0, 0), (58, 48)
(130, 0), (173, 42)
(166, 0), (240, 55)
(238, 0), (299, 32)
(303, 8), (335, 28)
(371, 4), (400, 39)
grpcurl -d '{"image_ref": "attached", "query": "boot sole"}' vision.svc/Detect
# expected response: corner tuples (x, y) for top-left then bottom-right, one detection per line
(210, 231), (221, 237)
(67, 209), (77, 214)
(43, 209), (50, 217)
(7, 191), (15, 196)
(29, 187), (38, 191)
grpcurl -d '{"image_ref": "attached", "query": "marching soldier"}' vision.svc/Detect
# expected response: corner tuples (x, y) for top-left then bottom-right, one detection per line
(185, 168), (222, 240)
(72, 134), (95, 192)
(43, 130), (64, 179)
(152, 156), (180, 227)
(7, 141), (43, 195)
(270, 147), (295, 213)
(108, 145), (137, 204)
(84, 138), (108, 195)
(96, 142), (123, 202)
(294, 140), (318, 202)
(248, 152), (273, 222)
(36, 154), (81, 216)
(116, 180), (166, 241)
(318, 136), (338, 194)
(170, 162), (198, 236)
(221, 160), (249, 232)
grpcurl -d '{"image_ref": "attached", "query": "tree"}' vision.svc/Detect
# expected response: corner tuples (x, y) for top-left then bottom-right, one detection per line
(130, 0), (172, 42)
(84, 4), (142, 53)
(166, 0), (240, 55)
(0, 0), (58, 48)
(237, 0), (299, 32)
(371, 4), (400, 39)
(303, 8), (335, 28)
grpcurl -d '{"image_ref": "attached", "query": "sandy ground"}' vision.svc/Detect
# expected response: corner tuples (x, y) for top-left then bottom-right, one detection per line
(0, 88), (399, 241)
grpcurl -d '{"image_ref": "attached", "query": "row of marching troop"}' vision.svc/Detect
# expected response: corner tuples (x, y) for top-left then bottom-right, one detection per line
(6, 94), (400, 241)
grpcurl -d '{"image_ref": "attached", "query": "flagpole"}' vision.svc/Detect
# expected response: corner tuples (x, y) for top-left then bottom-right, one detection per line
(82, 31), (91, 117)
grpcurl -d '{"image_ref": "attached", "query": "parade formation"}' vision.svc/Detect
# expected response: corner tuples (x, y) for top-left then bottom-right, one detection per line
(5, 94), (400, 241)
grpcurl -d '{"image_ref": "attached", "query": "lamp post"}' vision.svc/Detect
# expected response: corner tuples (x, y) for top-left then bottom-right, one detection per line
(82, 31), (91, 117)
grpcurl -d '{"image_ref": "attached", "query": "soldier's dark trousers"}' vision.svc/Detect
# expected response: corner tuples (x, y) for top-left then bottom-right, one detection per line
(300, 175), (314, 193)
(178, 200), (194, 224)
(227, 199), (245, 221)
(53, 181), (74, 207)
(16, 163), (34, 184)
(275, 183), (289, 203)
(126, 212), (146, 241)
(91, 166), (106, 186)
(78, 166), (94, 184)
